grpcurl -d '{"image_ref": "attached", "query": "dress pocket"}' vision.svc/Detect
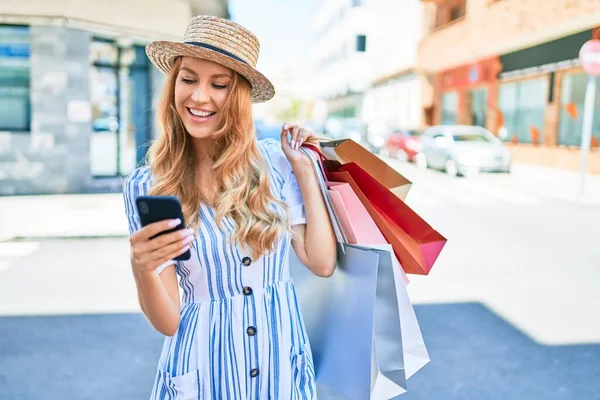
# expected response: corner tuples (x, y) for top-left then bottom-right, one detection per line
(290, 344), (316, 400)
(157, 368), (202, 400)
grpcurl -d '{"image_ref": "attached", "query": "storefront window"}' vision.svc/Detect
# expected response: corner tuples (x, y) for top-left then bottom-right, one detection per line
(0, 25), (30, 131)
(498, 77), (547, 144)
(470, 87), (487, 127)
(441, 91), (457, 124)
(559, 72), (600, 147)
(90, 40), (150, 177)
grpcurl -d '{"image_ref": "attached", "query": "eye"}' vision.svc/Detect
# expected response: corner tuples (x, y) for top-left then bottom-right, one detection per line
(212, 83), (228, 89)
(181, 78), (196, 84)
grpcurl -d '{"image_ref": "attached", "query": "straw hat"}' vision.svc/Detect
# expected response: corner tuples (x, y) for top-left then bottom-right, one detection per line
(146, 15), (275, 103)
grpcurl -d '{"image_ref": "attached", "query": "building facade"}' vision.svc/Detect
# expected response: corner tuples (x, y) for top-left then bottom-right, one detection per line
(361, 0), (425, 134)
(311, 0), (371, 121)
(310, 0), (425, 144)
(418, 0), (600, 173)
(0, 0), (228, 195)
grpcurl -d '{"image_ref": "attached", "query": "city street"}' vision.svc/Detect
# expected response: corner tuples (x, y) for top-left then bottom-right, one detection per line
(0, 160), (599, 399)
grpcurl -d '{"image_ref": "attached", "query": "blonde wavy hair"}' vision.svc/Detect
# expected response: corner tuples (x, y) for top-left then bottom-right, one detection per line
(147, 57), (290, 259)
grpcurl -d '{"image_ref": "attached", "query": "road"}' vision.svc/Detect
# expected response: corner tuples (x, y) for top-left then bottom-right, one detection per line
(0, 160), (599, 399)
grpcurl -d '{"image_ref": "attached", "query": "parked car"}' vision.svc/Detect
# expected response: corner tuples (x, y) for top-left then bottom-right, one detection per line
(384, 129), (423, 162)
(418, 125), (512, 177)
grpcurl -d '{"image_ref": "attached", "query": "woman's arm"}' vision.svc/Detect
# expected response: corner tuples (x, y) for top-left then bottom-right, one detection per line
(133, 264), (181, 336)
(280, 124), (337, 277)
(290, 162), (337, 277)
(129, 220), (193, 336)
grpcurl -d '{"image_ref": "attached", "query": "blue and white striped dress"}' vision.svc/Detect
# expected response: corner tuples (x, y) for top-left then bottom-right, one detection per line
(123, 139), (316, 399)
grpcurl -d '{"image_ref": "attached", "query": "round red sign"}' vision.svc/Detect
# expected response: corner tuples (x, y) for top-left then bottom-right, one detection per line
(579, 40), (600, 76)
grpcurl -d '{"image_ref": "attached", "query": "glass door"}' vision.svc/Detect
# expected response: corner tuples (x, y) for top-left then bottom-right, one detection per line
(90, 40), (150, 177)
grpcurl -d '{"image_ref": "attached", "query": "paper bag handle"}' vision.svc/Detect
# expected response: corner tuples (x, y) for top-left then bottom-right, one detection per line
(300, 147), (349, 247)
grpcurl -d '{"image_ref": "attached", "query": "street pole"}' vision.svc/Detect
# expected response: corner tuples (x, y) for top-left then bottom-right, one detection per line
(580, 75), (596, 195)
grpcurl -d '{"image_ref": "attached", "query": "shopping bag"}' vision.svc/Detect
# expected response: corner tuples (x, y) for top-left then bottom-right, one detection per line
(301, 146), (429, 384)
(327, 161), (447, 275)
(290, 245), (408, 400)
(291, 147), (429, 398)
(320, 139), (412, 200)
(327, 182), (410, 286)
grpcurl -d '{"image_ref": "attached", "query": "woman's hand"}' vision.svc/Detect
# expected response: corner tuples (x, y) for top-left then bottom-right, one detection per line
(129, 218), (194, 274)
(280, 123), (319, 167)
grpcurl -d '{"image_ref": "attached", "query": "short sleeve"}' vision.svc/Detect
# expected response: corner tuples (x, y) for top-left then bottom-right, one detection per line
(122, 167), (176, 274)
(259, 139), (306, 226)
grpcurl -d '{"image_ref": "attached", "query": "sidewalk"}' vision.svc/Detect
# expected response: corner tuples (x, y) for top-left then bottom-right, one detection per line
(0, 162), (598, 242)
(0, 193), (129, 242)
(494, 163), (600, 207)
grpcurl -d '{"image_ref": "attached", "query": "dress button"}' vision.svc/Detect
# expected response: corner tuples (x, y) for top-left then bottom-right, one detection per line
(250, 368), (259, 378)
(243, 286), (253, 296)
(242, 257), (252, 266)
(247, 326), (257, 336)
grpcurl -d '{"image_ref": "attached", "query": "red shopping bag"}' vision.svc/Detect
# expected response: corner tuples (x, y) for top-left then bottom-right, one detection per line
(326, 161), (447, 275)
(320, 139), (412, 200)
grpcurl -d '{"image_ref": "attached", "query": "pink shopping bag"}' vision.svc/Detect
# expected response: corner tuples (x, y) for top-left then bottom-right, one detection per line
(328, 181), (410, 285)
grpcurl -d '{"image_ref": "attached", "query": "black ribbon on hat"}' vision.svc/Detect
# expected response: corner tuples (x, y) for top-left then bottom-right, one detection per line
(184, 42), (248, 65)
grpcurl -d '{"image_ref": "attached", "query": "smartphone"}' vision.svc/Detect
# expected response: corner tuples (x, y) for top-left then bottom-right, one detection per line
(135, 195), (191, 261)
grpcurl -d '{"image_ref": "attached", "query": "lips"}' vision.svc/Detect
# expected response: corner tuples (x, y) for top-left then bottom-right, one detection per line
(188, 108), (216, 117)
(186, 107), (216, 123)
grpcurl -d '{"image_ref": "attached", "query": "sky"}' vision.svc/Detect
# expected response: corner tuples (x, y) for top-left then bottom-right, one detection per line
(228, 0), (314, 74)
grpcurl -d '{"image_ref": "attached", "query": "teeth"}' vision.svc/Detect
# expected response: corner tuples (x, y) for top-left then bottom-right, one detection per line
(189, 109), (214, 117)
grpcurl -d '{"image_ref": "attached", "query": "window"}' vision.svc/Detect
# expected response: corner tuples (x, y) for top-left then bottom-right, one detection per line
(0, 25), (30, 131)
(559, 72), (600, 147)
(498, 77), (548, 144)
(450, 5), (465, 20)
(356, 35), (366, 52)
(470, 88), (487, 127)
(90, 39), (150, 177)
(451, 127), (496, 142)
(441, 91), (458, 124)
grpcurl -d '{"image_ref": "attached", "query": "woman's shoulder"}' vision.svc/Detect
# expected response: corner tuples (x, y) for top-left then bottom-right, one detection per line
(256, 139), (290, 167)
(123, 166), (152, 197)
(257, 137), (281, 154)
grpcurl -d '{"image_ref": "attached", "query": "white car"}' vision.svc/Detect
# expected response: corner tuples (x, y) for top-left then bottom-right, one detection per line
(418, 125), (512, 177)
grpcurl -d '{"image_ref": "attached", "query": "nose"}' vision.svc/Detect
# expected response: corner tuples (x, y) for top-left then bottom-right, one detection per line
(190, 84), (210, 103)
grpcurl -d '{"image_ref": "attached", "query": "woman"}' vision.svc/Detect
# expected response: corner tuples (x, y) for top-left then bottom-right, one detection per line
(123, 15), (336, 399)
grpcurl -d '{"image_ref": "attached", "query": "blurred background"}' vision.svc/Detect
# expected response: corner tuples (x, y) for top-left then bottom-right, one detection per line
(0, 0), (599, 399)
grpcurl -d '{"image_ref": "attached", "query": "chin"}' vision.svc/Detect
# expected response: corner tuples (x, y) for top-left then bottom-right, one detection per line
(185, 126), (218, 139)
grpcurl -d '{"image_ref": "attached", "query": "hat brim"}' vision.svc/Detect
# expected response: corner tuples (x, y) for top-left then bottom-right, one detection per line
(146, 41), (275, 103)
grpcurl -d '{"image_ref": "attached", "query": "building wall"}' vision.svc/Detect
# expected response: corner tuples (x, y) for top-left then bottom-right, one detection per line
(0, 26), (91, 195)
(367, 0), (423, 80)
(418, 0), (600, 173)
(0, 0), (193, 41)
(0, 0), (230, 195)
(418, 0), (600, 74)
(311, 0), (370, 105)
(312, 0), (425, 127)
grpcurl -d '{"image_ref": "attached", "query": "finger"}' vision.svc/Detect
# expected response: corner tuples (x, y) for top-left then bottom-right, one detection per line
(143, 228), (195, 253)
(297, 129), (310, 150)
(134, 228), (193, 260)
(281, 122), (292, 151)
(133, 218), (182, 242)
(149, 234), (194, 263)
(290, 125), (301, 149)
(299, 135), (307, 149)
(155, 244), (191, 268)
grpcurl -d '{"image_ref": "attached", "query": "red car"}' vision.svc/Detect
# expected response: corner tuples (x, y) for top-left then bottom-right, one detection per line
(384, 129), (423, 162)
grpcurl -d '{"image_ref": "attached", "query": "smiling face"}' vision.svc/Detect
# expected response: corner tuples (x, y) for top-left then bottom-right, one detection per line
(174, 56), (233, 140)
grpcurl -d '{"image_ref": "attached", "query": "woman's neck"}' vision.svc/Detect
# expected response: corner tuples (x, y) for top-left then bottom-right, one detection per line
(192, 137), (216, 167)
